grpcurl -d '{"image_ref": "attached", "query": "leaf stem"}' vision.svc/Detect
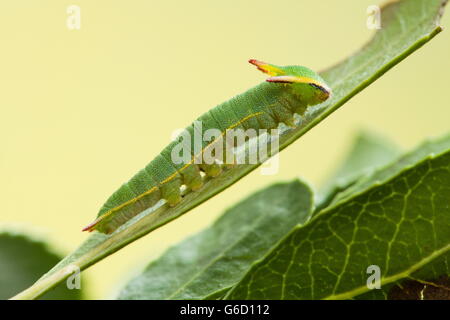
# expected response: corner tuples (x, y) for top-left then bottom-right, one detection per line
(10, 264), (78, 300)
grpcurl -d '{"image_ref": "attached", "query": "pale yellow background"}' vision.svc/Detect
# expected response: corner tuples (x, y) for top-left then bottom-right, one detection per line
(1, 1), (449, 299)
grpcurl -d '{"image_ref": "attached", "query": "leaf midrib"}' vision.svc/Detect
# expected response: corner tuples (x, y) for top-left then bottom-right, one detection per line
(323, 243), (450, 300)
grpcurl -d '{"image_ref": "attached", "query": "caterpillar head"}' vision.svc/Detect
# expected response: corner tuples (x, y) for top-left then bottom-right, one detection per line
(249, 59), (331, 103)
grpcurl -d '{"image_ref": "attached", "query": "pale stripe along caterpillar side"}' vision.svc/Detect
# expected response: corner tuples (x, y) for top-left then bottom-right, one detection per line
(83, 60), (331, 234)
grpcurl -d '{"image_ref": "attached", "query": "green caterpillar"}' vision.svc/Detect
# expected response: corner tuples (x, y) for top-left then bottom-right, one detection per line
(83, 60), (331, 234)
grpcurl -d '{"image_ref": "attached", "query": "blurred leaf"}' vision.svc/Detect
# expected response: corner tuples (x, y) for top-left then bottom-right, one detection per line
(317, 131), (401, 211)
(226, 133), (450, 299)
(333, 132), (450, 205)
(118, 180), (313, 300)
(16, 0), (447, 299)
(0, 231), (83, 300)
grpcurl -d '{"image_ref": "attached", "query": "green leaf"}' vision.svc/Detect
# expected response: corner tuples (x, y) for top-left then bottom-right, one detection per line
(333, 133), (450, 205)
(0, 230), (83, 300)
(225, 133), (450, 299)
(14, 0), (447, 299)
(118, 180), (313, 300)
(317, 131), (401, 212)
(357, 253), (449, 299)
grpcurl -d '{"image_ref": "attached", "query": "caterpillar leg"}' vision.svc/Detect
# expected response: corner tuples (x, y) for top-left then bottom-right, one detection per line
(199, 163), (222, 177)
(181, 164), (203, 191)
(160, 178), (182, 207)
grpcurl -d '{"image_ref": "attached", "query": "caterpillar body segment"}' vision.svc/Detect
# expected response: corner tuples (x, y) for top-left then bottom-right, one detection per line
(83, 60), (331, 234)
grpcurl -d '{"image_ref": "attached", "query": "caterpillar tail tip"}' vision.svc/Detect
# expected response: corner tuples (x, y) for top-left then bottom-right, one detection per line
(82, 220), (99, 232)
